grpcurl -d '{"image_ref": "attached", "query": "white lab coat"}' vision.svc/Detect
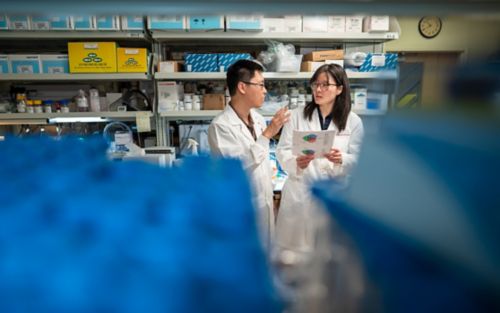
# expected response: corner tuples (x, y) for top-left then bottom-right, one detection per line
(208, 105), (275, 249)
(275, 107), (364, 253)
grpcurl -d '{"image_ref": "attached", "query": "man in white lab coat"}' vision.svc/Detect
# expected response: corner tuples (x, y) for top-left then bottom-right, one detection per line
(208, 59), (290, 249)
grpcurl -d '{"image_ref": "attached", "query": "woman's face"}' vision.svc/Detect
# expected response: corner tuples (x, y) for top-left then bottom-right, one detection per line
(312, 72), (343, 107)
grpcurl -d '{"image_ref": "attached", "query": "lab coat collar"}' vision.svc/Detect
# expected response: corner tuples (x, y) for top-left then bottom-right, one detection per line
(311, 107), (337, 131)
(225, 103), (262, 141)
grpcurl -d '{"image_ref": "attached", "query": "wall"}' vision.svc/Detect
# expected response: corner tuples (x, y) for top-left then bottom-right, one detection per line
(385, 16), (500, 60)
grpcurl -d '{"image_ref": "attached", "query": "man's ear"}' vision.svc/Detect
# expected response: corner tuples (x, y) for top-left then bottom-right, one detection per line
(237, 81), (247, 95)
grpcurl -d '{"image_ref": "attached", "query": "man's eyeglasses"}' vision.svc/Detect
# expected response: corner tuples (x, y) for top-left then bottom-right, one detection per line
(242, 81), (266, 89)
(311, 82), (338, 91)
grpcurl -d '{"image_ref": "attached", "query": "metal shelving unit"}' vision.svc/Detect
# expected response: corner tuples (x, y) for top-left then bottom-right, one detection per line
(0, 73), (151, 81)
(154, 71), (398, 80)
(0, 111), (153, 125)
(0, 30), (148, 40)
(151, 31), (399, 43)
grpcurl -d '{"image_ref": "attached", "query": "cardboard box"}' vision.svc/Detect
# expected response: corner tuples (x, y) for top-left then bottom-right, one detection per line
(0, 55), (10, 73)
(117, 48), (148, 73)
(120, 16), (144, 30)
(352, 87), (367, 110)
(346, 16), (364, 33)
(359, 53), (398, 72)
(30, 16), (51, 30)
(185, 53), (218, 72)
(327, 16), (346, 33)
(9, 55), (41, 74)
(226, 15), (263, 31)
(325, 59), (345, 67)
(159, 61), (181, 72)
(49, 15), (72, 30)
(8, 15), (30, 30)
(302, 16), (328, 32)
(157, 81), (183, 112)
(0, 15), (7, 29)
(147, 16), (186, 30)
(303, 49), (344, 61)
(187, 16), (224, 31)
(96, 16), (120, 30)
(301, 61), (324, 72)
(218, 53), (252, 72)
(68, 42), (117, 73)
(40, 54), (69, 74)
(203, 94), (225, 110)
(73, 15), (96, 30)
(363, 16), (390, 32)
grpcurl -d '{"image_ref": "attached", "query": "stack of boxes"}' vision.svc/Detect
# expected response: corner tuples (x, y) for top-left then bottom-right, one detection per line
(301, 49), (344, 72)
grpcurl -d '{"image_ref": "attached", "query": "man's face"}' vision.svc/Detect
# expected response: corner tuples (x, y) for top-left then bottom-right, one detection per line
(242, 71), (267, 108)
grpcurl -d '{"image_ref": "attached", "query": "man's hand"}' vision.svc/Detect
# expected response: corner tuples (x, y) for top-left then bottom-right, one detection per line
(262, 107), (290, 139)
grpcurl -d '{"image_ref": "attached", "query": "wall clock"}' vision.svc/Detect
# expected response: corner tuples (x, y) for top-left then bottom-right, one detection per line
(418, 16), (442, 39)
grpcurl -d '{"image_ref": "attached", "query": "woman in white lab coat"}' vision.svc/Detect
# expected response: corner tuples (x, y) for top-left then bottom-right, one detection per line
(275, 64), (364, 254)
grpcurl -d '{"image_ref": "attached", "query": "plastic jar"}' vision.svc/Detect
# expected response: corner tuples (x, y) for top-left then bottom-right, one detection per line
(60, 99), (70, 113)
(26, 100), (34, 113)
(43, 100), (53, 113)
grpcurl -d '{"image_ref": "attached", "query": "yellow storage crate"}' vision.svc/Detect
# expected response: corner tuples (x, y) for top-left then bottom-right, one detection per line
(68, 42), (117, 73)
(117, 48), (148, 73)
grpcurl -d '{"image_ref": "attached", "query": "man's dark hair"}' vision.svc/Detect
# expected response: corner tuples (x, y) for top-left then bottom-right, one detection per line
(226, 59), (264, 96)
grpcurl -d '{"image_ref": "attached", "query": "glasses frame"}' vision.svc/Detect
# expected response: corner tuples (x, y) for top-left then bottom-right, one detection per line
(311, 82), (339, 91)
(241, 81), (266, 89)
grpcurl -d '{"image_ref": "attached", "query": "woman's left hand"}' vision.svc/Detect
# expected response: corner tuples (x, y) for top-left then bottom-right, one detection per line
(324, 148), (342, 164)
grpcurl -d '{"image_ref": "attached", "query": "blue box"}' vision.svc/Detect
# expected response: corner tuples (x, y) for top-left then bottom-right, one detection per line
(73, 15), (96, 30)
(359, 53), (398, 72)
(0, 15), (7, 29)
(30, 16), (51, 30)
(187, 16), (224, 31)
(41, 55), (69, 74)
(226, 15), (263, 31)
(0, 55), (10, 73)
(9, 55), (41, 74)
(49, 15), (72, 30)
(96, 16), (120, 30)
(121, 16), (144, 30)
(185, 53), (218, 72)
(218, 53), (252, 72)
(147, 16), (186, 30)
(8, 15), (30, 30)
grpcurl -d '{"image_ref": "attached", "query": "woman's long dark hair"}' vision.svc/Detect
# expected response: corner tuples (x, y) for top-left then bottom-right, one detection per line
(304, 64), (351, 132)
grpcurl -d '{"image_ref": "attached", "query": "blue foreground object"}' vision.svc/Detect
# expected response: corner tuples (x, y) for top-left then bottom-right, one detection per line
(312, 112), (500, 313)
(0, 136), (282, 313)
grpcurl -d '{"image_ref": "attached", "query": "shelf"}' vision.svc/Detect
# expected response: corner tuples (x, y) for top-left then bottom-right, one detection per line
(0, 73), (151, 81)
(151, 31), (399, 43)
(0, 30), (147, 40)
(159, 109), (386, 120)
(154, 71), (398, 80)
(0, 111), (153, 125)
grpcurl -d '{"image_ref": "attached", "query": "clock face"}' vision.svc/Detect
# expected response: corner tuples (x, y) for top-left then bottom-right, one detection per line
(419, 16), (442, 39)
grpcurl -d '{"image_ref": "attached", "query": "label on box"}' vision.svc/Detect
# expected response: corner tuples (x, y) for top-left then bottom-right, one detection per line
(68, 42), (117, 73)
(30, 17), (51, 30)
(371, 54), (386, 67)
(328, 16), (346, 33)
(117, 48), (148, 73)
(9, 15), (30, 30)
(136, 111), (151, 132)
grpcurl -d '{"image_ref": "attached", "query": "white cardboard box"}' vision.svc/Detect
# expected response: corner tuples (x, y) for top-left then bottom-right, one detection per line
(9, 55), (42, 74)
(157, 81), (184, 112)
(121, 16), (144, 30)
(327, 16), (346, 33)
(363, 16), (390, 32)
(283, 15), (302, 33)
(302, 16), (328, 32)
(346, 16), (364, 33)
(226, 15), (263, 31)
(73, 15), (96, 30)
(262, 18), (285, 32)
(96, 15), (120, 30)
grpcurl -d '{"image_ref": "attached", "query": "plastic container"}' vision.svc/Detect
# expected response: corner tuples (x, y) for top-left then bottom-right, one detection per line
(43, 100), (53, 113)
(16, 93), (26, 113)
(26, 100), (34, 113)
(76, 89), (89, 112)
(192, 95), (201, 111)
(34, 100), (43, 113)
(60, 99), (70, 113)
(89, 88), (100, 112)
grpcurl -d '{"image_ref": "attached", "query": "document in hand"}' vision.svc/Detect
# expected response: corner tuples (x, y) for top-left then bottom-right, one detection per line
(292, 130), (336, 157)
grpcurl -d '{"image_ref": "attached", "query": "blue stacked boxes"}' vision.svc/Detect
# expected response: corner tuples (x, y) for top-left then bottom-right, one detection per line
(218, 53), (253, 72)
(185, 53), (218, 72)
(0, 55), (9, 73)
(359, 53), (398, 72)
(187, 16), (224, 31)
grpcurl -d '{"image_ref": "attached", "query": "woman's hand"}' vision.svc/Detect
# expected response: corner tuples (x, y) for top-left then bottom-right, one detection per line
(296, 154), (315, 169)
(324, 148), (342, 164)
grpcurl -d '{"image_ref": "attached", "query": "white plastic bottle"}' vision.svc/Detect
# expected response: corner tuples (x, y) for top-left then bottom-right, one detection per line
(76, 89), (89, 112)
(89, 88), (101, 112)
